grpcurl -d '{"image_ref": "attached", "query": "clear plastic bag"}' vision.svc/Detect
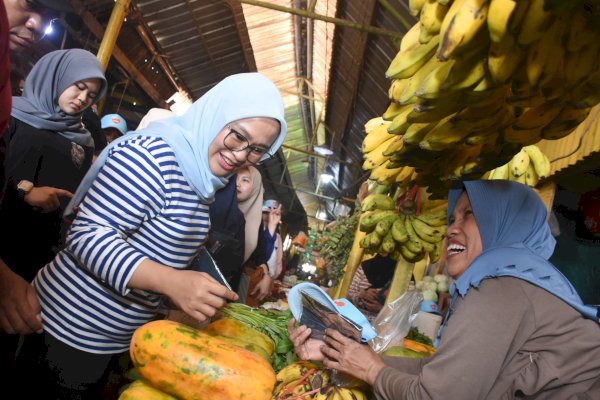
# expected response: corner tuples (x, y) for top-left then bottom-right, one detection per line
(369, 289), (423, 353)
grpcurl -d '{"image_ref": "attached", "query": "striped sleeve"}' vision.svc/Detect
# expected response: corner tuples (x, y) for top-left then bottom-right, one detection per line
(66, 138), (167, 295)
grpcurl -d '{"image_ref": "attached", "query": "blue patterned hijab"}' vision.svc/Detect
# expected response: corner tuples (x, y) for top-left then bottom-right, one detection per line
(66, 72), (287, 215)
(447, 180), (598, 321)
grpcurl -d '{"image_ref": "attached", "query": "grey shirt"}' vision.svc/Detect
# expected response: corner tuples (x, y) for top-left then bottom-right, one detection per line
(374, 277), (600, 399)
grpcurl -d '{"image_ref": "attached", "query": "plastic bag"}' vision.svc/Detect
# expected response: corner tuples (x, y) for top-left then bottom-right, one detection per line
(369, 289), (423, 353)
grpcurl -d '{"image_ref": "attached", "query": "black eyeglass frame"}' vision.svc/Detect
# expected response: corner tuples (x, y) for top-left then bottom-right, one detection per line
(222, 125), (273, 164)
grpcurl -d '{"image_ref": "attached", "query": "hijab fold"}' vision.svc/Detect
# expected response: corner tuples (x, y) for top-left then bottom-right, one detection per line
(11, 49), (107, 147)
(66, 72), (287, 215)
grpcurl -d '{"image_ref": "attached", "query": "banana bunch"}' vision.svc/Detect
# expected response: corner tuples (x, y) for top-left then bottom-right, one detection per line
(367, 0), (600, 197)
(358, 198), (447, 264)
(272, 361), (368, 400)
(487, 145), (551, 187)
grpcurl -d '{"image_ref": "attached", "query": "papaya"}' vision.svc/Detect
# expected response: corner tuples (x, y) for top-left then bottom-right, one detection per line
(119, 380), (178, 400)
(130, 320), (276, 400)
(202, 317), (275, 356)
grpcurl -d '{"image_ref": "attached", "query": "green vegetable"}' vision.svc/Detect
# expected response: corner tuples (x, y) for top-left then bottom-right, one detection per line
(219, 303), (298, 372)
(320, 212), (359, 287)
(405, 326), (434, 347)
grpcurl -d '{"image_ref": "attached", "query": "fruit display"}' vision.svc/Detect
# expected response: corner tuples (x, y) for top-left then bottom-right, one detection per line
(119, 379), (178, 400)
(364, 0), (600, 198)
(415, 274), (451, 302)
(272, 360), (369, 400)
(319, 212), (360, 288)
(358, 190), (447, 263)
(486, 144), (551, 186)
(129, 320), (276, 400)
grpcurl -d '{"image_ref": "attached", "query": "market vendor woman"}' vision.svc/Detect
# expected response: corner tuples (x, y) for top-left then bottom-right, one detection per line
(289, 180), (600, 399)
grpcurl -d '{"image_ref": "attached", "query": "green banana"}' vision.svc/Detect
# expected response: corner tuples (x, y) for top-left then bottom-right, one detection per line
(361, 193), (396, 212)
(404, 215), (425, 254)
(416, 204), (448, 227)
(428, 242), (442, 263)
(360, 210), (399, 232)
(376, 215), (398, 236)
(391, 215), (409, 243)
(411, 217), (446, 243)
(381, 230), (397, 254)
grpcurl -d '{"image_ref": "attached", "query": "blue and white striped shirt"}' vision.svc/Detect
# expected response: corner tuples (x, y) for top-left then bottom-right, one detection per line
(33, 136), (211, 354)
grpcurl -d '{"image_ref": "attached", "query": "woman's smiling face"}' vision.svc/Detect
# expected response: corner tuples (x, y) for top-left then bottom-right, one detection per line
(208, 117), (279, 177)
(445, 192), (483, 279)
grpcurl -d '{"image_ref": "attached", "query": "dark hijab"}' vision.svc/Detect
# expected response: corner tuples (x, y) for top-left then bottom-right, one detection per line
(11, 49), (107, 147)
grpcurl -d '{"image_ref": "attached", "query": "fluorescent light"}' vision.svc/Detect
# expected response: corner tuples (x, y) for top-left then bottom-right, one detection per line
(320, 173), (334, 184)
(44, 24), (53, 35)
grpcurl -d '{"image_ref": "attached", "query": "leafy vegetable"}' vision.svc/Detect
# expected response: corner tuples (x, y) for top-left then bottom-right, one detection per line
(405, 326), (434, 347)
(219, 303), (298, 372)
(320, 213), (359, 287)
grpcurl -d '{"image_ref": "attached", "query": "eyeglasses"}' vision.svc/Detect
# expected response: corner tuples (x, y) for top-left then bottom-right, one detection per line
(223, 125), (272, 164)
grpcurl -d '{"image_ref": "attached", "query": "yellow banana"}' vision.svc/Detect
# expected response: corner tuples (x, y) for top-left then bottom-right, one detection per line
(395, 166), (416, 184)
(369, 161), (403, 185)
(517, 0), (555, 45)
(403, 122), (436, 145)
(415, 59), (455, 100)
(566, 8), (597, 53)
(487, 0), (518, 42)
(362, 136), (395, 170)
(541, 107), (590, 140)
(406, 100), (463, 123)
(488, 162), (509, 180)
(361, 193), (396, 212)
(364, 116), (387, 134)
(525, 13), (568, 88)
(512, 103), (563, 131)
(411, 217), (445, 243)
(400, 22), (422, 51)
(388, 105), (415, 134)
(488, 33), (526, 84)
(388, 78), (410, 101)
(503, 126), (542, 145)
(409, 0), (428, 17)
(419, 113), (469, 151)
(564, 44), (600, 90)
(398, 54), (443, 104)
(522, 144), (550, 178)
(383, 135), (405, 157)
(508, 149), (530, 178)
(419, 0), (450, 43)
(437, 0), (489, 61)
(391, 214), (409, 243)
(386, 35), (440, 79)
(382, 101), (408, 121)
(524, 162), (539, 187)
(441, 56), (487, 91)
(275, 361), (317, 385)
(362, 123), (395, 153)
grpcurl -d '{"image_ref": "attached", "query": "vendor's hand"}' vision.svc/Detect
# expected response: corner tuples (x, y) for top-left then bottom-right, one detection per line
(25, 186), (73, 213)
(0, 263), (43, 334)
(165, 270), (238, 323)
(359, 288), (383, 313)
(321, 328), (386, 385)
(288, 318), (325, 361)
(250, 269), (272, 301)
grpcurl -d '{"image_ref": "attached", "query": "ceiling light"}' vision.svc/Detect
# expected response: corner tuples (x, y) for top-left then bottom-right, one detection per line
(313, 146), (333, 156)
(320, 173), (334, 184)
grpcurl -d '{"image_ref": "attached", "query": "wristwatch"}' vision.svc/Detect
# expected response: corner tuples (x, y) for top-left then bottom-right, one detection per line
(17, 180), (34, 200)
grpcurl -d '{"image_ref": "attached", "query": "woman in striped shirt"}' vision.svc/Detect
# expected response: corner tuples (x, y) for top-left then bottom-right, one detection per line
(14, 72), (287, 399)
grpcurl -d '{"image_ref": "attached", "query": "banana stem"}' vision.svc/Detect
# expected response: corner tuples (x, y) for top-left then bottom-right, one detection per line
(332, 227), (366, 299)
(377, 0), (412, 30)
(385, 256), (415, 304)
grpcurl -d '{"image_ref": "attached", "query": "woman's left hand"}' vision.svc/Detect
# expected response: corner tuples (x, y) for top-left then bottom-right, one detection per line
(321, 328), (386, 385)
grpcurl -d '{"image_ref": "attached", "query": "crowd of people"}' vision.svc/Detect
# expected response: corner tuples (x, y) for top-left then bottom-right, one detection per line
(1, 1), (599, 400)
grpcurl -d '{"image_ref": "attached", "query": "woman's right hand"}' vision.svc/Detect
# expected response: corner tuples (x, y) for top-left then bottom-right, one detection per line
(164, 270), (238, 322)
(288, 318), (325, 361)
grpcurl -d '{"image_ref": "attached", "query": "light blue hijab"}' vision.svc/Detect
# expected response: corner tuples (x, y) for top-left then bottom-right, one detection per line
(65, 72), (287, 216)
(447, 180), (598, 322)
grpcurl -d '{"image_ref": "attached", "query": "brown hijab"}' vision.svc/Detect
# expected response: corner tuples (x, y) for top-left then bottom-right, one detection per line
(237, 166), (264, 262)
